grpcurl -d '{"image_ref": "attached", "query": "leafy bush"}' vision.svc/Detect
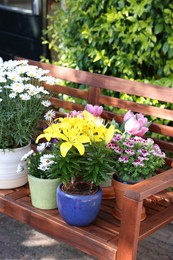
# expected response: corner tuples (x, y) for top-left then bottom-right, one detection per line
(43, 0), (173, 87)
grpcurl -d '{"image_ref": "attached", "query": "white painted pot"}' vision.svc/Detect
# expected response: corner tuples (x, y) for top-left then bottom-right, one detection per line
(0, 143), (31, 189)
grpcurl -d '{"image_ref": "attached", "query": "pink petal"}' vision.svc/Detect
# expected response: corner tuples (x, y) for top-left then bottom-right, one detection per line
(123, 110), (134, 121)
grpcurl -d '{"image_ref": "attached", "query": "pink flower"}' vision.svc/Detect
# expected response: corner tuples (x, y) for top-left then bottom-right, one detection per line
(86, 104), (103, 116)
(123, 111), (149, 137)
(66, 110), (82, 118)
(123, 110), (134, 121)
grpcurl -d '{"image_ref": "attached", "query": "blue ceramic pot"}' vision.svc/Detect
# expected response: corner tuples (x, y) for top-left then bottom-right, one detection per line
(57, 183), (102, 227)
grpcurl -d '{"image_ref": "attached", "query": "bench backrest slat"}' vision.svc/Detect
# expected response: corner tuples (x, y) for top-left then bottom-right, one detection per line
(16, 58), (173, 163)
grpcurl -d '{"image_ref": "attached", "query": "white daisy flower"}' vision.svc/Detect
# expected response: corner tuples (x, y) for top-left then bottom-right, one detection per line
(39, 76), (56, 85)
(20, 93), (31, 100)
(36, 142), (51, 152)
(21, 150), (34, 161)
(0, 75), (6, 83)
(44, 109), (56, 121)
(38, 154), (55, 171)
(9, 92), (17, 98)
(10, 83), (25, 93)
(41, 89), (50, 95)
(6, 72), (22, 82)
(41, 100), (51, 107)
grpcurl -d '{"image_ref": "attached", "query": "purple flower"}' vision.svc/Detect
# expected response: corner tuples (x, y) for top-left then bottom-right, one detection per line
(138, 155), (149, 161)
(123, 141), (134, 148)
(115, 147), (123, 154)
(123, 110), (150, 137)
(66, 110), (82, 118)
(86, 104), (103, 116)
(141, 150), (149, 157)
(123, 110), (134, 121)
(125, 148), (135, 155)
(118, 156), (129, 163)
(132, 159), (144, 167)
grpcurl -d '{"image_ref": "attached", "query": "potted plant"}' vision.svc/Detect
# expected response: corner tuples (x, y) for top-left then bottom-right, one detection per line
(36, 104), (116, 226)
(21, 141), (60, 210)
(107, 110), (166, 220)
(0, 58), (56, 189)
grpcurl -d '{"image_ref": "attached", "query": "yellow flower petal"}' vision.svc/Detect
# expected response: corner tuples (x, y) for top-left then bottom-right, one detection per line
(77, 135), (90, 144)
(105, 125), (115, 144)
(60, 142), (72, 157)
(36, 133), (52, 143)
(73, 143), (85, 155)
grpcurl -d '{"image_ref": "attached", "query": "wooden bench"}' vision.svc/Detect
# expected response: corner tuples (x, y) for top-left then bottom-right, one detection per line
(0, 59), (173, 260)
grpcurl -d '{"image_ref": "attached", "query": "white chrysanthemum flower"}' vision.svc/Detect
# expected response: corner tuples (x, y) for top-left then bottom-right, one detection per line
(41, 100), (51, 107)
(40, 89), (50, 95)
(20, 93), (31, 100)
(6, 72), (22, 82)
(25, 67), (48, 79)
(27, 87), (39, 96)
(10, 83), (25, 93)
(21, 150), (34, 161)
(24, 83), (35, 90)
(0, 75), (6, 83)
(34, 86), (49, 95)
(44, 109), (56, 121)
(26, 70), (39, 78)
(39, 76), (56, 85)
(0, 98), (2, 102)
(36, 142), (51, 152)
(9, 92), (17, 98)
(38, 154), (55, 171)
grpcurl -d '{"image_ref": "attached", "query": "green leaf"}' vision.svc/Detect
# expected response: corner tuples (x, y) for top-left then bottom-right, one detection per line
(154, 24), (163, 34)
(162, 42), (169, 54)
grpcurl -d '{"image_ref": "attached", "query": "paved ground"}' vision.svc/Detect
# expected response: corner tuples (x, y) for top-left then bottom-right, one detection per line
(0, 213), (172, 260)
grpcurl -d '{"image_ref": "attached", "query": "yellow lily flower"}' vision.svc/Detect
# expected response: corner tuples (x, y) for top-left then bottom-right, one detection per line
(59, 124), (90, 157)
(36, 123), (61, 143)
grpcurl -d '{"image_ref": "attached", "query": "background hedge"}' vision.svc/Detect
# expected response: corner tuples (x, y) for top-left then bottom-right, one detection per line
(43, 0), (173, 87)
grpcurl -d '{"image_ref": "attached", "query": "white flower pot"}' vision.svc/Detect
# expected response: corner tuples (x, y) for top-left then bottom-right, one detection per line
(0, 143), (31, 189)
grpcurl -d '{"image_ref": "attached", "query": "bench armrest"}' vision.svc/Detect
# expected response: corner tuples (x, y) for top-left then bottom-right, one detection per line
(124, 168), (173, 201)
(116, 169), (173, 260)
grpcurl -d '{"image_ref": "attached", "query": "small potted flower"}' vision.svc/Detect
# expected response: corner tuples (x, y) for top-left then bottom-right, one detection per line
(0, 58), (56, 189)
(107, 110), (165, 220)
(36, 104), (115, 226)
(21, 142), (60, 210)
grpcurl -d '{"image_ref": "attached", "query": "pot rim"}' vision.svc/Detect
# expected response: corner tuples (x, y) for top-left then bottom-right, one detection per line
(0, 142), (31, 152)
(58, 183), (102, 198)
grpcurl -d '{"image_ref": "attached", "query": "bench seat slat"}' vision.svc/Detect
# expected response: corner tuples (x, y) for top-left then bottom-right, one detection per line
(5, 58), (171, 260)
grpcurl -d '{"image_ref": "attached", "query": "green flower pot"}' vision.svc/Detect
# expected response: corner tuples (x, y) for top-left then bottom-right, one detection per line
(28, 175), (60, 210)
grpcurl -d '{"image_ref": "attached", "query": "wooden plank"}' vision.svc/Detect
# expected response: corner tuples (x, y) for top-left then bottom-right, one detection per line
(139, 205), (173, 239)
(45, 84), (88, 99)
(124, 169), (173, 202)
(24, 58), (173, 103)
(9, 58), (173, 260)
(99, 95), (173, 121)
(50, 97), (85, 111)
(0, 196), (117, 260)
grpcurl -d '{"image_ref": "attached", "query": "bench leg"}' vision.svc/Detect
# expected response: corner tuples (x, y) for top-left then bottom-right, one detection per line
(116, 197), (142, 260)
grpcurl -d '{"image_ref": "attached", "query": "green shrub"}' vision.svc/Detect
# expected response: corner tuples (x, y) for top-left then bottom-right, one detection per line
(43, 0), (173, 86)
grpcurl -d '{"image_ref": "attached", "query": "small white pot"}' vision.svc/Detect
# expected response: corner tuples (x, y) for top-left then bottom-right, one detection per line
(0, 143), (31, 189)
